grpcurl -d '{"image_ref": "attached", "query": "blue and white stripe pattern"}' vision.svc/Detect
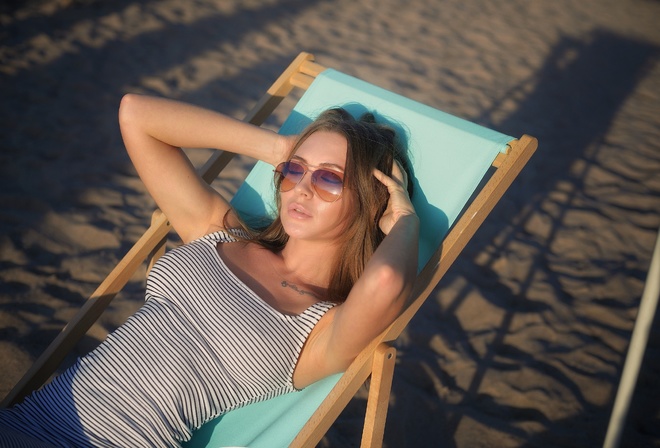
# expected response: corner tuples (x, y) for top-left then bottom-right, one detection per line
(0, 230), (335, 447)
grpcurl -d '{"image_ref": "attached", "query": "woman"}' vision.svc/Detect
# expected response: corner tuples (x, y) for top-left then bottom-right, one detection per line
(0, 95), (419, 447)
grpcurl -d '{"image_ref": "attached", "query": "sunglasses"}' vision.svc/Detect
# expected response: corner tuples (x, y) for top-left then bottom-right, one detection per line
(274, 160), (345, 202)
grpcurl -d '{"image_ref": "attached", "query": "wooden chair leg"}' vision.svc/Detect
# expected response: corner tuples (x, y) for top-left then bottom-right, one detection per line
(361, 343), (397, 448)
(147, 209), (168, 275)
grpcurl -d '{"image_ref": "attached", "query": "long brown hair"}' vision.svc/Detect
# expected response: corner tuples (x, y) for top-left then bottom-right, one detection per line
(237, 108), (413, 303)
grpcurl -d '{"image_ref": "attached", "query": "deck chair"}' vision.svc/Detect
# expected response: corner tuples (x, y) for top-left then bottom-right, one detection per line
(2, 52), (537, 447)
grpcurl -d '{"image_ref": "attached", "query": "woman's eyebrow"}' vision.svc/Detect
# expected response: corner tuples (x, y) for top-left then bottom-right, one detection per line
(291, 155), (345, 172)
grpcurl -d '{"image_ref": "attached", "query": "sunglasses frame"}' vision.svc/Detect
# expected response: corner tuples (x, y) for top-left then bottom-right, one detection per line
(274, 160), (345, 203)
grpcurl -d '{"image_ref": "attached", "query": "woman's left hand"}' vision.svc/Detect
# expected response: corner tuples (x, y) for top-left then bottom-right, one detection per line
(373, 161), (416, 235)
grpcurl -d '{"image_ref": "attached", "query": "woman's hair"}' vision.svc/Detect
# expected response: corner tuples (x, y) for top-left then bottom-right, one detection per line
(237, 107), (413, 303)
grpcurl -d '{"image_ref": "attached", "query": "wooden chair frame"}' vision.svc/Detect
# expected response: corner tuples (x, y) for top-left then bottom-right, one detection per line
(2, 52), (537, 448)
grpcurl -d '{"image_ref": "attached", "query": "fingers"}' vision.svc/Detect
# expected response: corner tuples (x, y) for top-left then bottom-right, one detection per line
(373, 160), (407, 191)
(373, 168), (399, 191)
(391, 160), (407, 187)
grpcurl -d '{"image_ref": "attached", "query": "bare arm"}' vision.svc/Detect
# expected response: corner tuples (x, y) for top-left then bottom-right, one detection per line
(319, 163), (420, 371)
(118, 94), (293, 243)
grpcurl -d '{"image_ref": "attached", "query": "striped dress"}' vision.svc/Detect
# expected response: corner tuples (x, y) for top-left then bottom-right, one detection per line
(0, 230), (335, 447)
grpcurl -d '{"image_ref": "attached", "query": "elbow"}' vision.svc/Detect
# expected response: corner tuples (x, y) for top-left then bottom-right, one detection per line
(118, 94), (153, 155)
(369, 263), (414, 312)
(374, 264), (405, 293)
(118, 93), (140, 131)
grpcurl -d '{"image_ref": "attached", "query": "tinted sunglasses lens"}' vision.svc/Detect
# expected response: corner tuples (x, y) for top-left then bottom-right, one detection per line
(276, 162), (305, 192)
(312, 170), (344, 201)
(275, 161), (344, 202)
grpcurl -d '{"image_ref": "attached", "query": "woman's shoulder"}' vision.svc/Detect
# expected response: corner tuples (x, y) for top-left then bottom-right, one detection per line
(198, 228), (251, 244)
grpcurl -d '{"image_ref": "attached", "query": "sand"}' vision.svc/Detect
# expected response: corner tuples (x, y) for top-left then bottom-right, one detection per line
(1, 0), (659, 446)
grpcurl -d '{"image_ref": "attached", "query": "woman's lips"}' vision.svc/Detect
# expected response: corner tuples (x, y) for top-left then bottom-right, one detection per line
(287, 202), (312, 219)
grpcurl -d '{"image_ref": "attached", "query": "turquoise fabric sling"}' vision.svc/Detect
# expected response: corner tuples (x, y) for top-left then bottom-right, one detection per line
(184, 69), (513, 448)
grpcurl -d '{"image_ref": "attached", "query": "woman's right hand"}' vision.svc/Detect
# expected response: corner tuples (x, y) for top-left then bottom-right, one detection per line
(274, 134), (298, 165)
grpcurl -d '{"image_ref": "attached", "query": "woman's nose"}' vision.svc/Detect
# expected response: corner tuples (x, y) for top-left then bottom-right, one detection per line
(294, 171), (314, 197)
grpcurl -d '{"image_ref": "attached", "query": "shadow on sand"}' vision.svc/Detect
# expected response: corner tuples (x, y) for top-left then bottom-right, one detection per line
(367, 29), (660, 448)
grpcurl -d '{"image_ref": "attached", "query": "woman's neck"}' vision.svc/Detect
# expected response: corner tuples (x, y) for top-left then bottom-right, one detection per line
(277, 238), (339, 289)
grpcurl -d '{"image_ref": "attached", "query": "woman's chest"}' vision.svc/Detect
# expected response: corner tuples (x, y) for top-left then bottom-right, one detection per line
(217, 242), (320, 315)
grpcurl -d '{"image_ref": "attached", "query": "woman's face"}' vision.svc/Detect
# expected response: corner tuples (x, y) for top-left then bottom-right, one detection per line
(279, 130), (354, 243)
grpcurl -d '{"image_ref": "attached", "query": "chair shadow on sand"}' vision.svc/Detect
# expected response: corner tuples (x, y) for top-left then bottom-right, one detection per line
(357, 29), (660, 448)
